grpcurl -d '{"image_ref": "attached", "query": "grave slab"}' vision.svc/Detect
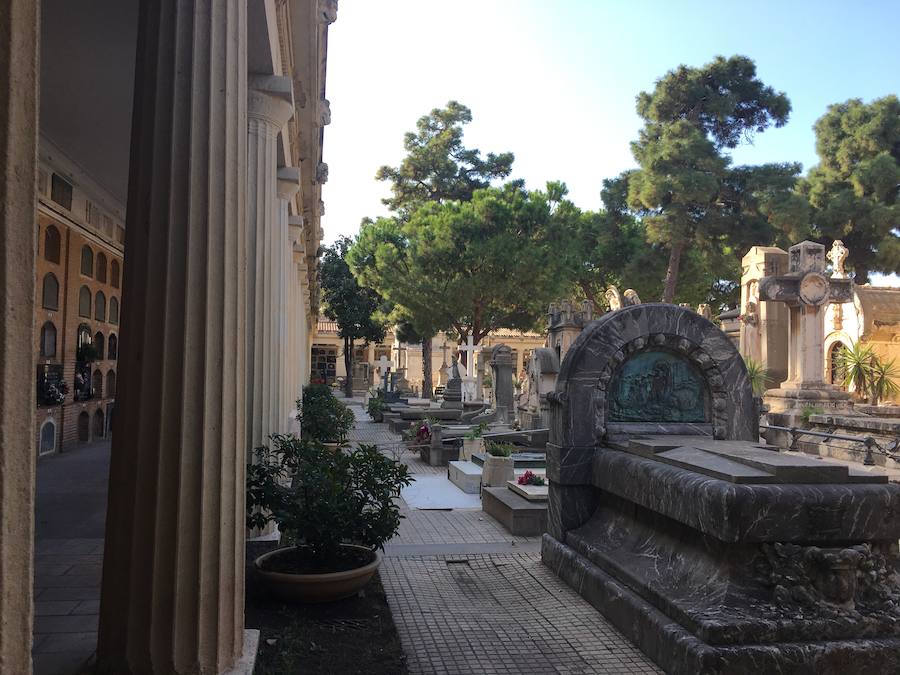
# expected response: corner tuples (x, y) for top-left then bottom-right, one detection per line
(507, 480), (548, 501)
(482, 487), (547, 536)
(447, 461), (482, 494)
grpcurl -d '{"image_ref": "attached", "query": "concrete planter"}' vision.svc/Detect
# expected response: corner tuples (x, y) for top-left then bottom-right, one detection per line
(481, 454), (514, 487)
(254, 544), (381, 603)
(461, 437), (484, 461)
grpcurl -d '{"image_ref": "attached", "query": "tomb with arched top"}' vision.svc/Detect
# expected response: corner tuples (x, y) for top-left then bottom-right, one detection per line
(543, 302), (900, 674)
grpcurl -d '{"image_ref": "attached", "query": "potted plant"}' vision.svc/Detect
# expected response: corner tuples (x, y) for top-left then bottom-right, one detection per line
(366, 389), (385, 422)
(298, 384), (355, 446)
(461, 421), (488, 461)
(248, 435), (412, 602)
(482, 441), (516, 487)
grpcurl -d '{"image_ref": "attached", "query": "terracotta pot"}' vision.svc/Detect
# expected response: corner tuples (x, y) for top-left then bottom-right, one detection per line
(254, 544), (381, 603)
(482, 454), (514, 487)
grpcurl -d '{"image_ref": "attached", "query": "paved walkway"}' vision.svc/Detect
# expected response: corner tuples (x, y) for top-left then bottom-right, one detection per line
(348, 401), (660, 674)
(33, 440), (109, 675)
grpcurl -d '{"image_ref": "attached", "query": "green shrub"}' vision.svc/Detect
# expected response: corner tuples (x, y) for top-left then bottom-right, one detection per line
(486, 441), (516, 457)
(298, 384), (355, 443)
(743, 357), (768, 396)
(366, 390), (385, 419)
(800, 405), (824, 423)
(247, 435), (412, 568)
(464, 421), (488, 440)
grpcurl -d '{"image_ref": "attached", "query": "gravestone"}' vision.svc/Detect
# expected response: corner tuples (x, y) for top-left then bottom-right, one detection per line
(489, 344), (514, 423)
(542, 302), (900, 674)
(442, 356), (463, 409)
(518, 348), (559, 429)
(759, 240), (853, 417)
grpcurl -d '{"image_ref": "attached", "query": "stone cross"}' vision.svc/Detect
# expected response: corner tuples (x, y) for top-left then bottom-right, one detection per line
(827, 239), (849, 279)
(458, 335), (477, 378)
(759, 241), (853, 389)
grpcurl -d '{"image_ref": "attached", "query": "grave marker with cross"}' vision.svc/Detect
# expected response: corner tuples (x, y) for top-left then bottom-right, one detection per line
(457, 336), (478, 402)
(758, 240), (853, 392)
(376, 355), (392, 391)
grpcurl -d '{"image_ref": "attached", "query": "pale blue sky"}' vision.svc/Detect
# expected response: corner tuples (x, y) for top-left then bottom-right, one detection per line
(321, 0), (900, 250)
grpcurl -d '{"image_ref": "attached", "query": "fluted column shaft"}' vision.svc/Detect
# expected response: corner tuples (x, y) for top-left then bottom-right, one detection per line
(275, 170), (300, 428)
(246, 81), (293, 452)
(0, 1), (38, 671)
(97, 2), (248, 673)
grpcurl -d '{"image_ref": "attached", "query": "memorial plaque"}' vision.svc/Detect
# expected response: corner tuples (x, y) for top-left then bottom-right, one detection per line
(609, 350), (706, 423)
(36, 363), (65, 406)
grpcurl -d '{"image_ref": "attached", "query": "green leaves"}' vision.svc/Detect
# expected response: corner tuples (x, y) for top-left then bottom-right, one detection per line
(624, 55), (797, 302)
(804, 95), (900, 282)
(319, 236), (386, 345)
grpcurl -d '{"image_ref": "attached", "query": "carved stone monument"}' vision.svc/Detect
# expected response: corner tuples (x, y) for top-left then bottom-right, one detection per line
(489, 344), (515, 423)
(739, 245), (790, 389)
(519, 348), (559, 430)
(547, 298), (594, 364)
(759, 241), (853, 416)
(543, 302), (900, 674)
(442, 356), (463, 409)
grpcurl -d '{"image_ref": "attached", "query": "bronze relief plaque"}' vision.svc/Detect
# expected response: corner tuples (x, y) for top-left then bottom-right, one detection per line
(609, 350), (708, 423)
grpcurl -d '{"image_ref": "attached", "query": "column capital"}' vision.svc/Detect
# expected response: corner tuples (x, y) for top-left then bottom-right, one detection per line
(277, 166), (301, 200)
(318, 0), (338, 24)
(248, 75), (294, 129)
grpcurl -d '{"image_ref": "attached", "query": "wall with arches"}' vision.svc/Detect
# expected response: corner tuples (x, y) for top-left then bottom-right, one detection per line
(34, 205), (123, 454)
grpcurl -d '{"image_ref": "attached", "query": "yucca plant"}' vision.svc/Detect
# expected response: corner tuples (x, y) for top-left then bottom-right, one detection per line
(869, 357), (900, 405)
(743, 357), (769, 396)
(837, 342), (877, 400)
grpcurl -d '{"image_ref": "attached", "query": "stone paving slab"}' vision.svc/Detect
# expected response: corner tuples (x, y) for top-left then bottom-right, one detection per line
(345, 402), (661, 674)
(380, 554), (661, 675)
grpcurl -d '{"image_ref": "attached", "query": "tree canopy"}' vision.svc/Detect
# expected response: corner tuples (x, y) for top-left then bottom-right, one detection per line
(350, 182), (574, 345)
(621, 55), (802, 303)
(801, 95), (900, 282)
(375, 100), (514, 218)
(319, 236), (385, 396)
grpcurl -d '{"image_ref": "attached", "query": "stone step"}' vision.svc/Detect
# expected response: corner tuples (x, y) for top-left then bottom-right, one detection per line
(448, 461), (482, 494)
(482, 487), (547, 536)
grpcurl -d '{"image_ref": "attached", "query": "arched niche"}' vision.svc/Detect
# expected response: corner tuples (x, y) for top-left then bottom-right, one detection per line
(39, 419), (57, 455)
(550, 303), (756, 448)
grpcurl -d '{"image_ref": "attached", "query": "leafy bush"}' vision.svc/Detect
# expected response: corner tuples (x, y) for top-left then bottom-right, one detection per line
(464, 421), (488, 440)
(800, 405), (824, 423)
(247, 434), (412, 569)
(486, 441), (516, 457)
(743, 356), (768, 396)
(299, 384), (355, 443)
(366, 390), (385, 419)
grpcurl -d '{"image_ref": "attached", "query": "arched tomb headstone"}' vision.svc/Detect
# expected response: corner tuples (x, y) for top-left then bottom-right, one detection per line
(543, 302), (900, 674)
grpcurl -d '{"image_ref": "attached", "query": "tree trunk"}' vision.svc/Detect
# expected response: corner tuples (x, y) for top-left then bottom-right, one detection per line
(855, 267), (869, 285)
(579, 280), (598, 308)
(661, 240), (687, 304)
(421, 337), (433, 399)
(344, 337), (353, 398)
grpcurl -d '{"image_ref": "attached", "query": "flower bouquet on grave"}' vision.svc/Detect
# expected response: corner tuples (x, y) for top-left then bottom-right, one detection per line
(517, 470), (545, 486)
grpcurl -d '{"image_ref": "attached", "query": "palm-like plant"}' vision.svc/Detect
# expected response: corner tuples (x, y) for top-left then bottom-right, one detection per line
(743, 357), (769, 396)
(869, 358), (900, 405)
(837, 342), (876, 400)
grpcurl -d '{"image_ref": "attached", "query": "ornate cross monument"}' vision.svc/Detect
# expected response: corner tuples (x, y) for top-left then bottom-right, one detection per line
(759, 241), (853, 414)
(376, 355), (392, 392)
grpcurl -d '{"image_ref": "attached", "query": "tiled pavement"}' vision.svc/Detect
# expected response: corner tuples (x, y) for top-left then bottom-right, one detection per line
(347, 401), (661, 675)
(33, 440), (110, 675)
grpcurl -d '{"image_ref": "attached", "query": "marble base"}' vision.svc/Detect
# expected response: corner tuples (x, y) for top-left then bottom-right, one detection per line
(764, 383), (853, 415)
(542, 534), (900, 675)
(507, 481), (548, 501)
(224, 630), (261, 675)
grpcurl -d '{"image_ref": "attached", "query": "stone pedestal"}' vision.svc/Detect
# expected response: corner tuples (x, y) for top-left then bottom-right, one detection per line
(0, 1), (39, 669)
(97, 3), (249, 672)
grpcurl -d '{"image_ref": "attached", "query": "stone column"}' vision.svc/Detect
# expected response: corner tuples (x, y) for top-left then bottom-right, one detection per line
(0, 1), (38, 670)
(97, 2), (248, 673)
(246, 78), (293, 453)
(490, 344), (515, 423)
(276, 169), (300, 427)
(739, 246), (789, 388)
